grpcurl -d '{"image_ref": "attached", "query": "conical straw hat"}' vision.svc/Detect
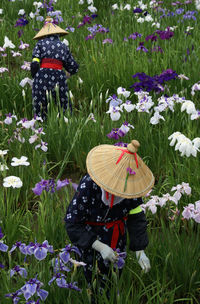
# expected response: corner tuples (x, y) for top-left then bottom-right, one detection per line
(33, 16), (68, 40)
(86, 140), (155, 198)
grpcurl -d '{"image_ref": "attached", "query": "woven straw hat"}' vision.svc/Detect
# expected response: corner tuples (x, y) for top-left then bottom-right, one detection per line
(33, 16), (68, 40)
(86, 140), (155, 198)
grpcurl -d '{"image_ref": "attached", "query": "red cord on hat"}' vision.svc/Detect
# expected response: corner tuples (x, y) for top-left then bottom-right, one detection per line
(116, 148), (138, 168)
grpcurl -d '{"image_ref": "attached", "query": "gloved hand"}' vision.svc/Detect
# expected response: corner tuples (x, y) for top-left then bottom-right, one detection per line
(92, 240), (117, 263)
(136, 250), (151, 273)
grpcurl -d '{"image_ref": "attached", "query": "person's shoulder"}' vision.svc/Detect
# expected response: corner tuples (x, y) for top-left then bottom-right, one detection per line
(78, 174), (98, 191)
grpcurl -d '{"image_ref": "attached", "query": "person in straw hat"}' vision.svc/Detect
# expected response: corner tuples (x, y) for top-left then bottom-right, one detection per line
(65, 139), (154, 297)
(31, 16), (79, 119)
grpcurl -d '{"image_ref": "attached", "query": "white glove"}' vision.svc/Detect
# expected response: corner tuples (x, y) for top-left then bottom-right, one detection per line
(92, 240), (117, 263)
(136, 250), (151, 273)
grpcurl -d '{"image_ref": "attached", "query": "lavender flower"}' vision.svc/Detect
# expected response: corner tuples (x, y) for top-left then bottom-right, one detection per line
(128, 32), (142, 40)
(124, 167), (136, 191)
(52, 257), (71, 273)
(0, 67), (9, 73)
(32, 179), (55, 195)
(21, 278), (48, 301)
(0, 227), (8, 252)
(10, 265), (28, 278)
(106, 94), (122, 107)
(107, 128), (121, 140)
(102, 38), (113, 44)
(5, 290), (23, 303)
(26, 240), (54, 261)
(19, 41), (29, 50)
(59, 244), (81, 264)
(9, 241), (27, 255)
(56, 178), (70, 190)
(65, 282), (81, 291)
(32, 178), (70, 195)
(136, 42), (148, 52)
(113, 249), (127, 269)
(114, 142), (128, 147)
(127, 167), (136, 175)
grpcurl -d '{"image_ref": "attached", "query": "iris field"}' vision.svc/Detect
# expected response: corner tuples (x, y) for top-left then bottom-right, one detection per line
(0, 0), (200, 303)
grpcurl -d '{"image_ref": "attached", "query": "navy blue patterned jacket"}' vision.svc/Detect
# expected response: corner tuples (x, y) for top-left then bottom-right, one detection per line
(65, 174), (149, 252)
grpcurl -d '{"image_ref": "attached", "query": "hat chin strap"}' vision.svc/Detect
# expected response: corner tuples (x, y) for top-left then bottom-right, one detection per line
(106, 192), (114, 208)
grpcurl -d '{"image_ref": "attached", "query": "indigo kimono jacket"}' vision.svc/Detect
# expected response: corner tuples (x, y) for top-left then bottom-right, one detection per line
(65, 174), (149, 283)
(31, 35), (79, 118)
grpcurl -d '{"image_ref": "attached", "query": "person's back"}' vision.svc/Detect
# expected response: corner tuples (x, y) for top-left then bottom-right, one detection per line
(31, 18), (79, 119)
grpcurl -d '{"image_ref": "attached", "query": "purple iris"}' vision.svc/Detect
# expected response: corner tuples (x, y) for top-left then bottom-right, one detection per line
(107, 128), (120, 140)
(52, 257), (71, 273)
(5, 290), (23, 303)
(0, 227), (4, 239)
(183, 10), (197, 21)
(9, 241), (27, 255)
(136, 42), (148, 53)
(103, 38), (113, 44)
(0, 241), (8, 252)
(48, 272), (67, 287)
(156, 28), (174, 40)
(128, 32), (142, 40)
(32, 178), (70, 195)
(26, 240), (54, 261)
(114, 142), (128, 147)
(113, 249), (127, 269)
(59, 244), (81, 264)
(133, 8), (143, 13)
(131, 69), (178, 93)
(10, 265), (28, 278)
(65, 282), (81, 292)
(77, 15), (92, 28)
(151, 46), (163, 53)
(18, 30), (24, 38)
(56, 178), (70, 190)
(127, 167), (136, 175)
(21, 278), (48, 301)
(145, 34), (158, 42)
(14, 17), (29, 27)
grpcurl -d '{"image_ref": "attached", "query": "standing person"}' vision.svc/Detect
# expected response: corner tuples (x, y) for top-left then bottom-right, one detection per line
(31, 16), (79, 119)
(65, 139), (155, 300)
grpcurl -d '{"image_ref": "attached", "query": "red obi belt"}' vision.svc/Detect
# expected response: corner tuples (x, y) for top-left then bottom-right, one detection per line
(40, 58), (63, 70)
(86, 216), (128, 249)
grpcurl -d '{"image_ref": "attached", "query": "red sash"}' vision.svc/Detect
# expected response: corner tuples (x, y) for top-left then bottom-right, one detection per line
(40, 58), (63, 70)
(86, 216), (128, 249)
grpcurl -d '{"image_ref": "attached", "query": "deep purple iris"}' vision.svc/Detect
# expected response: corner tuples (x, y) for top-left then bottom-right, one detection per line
(131, 69), (178, 93)
(14, 17), (29, 27)
(145, 34), (158, 42)
(156, 28), (174, 40)
(133, 8), (143, 13)
(77, 15), (93, 28)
